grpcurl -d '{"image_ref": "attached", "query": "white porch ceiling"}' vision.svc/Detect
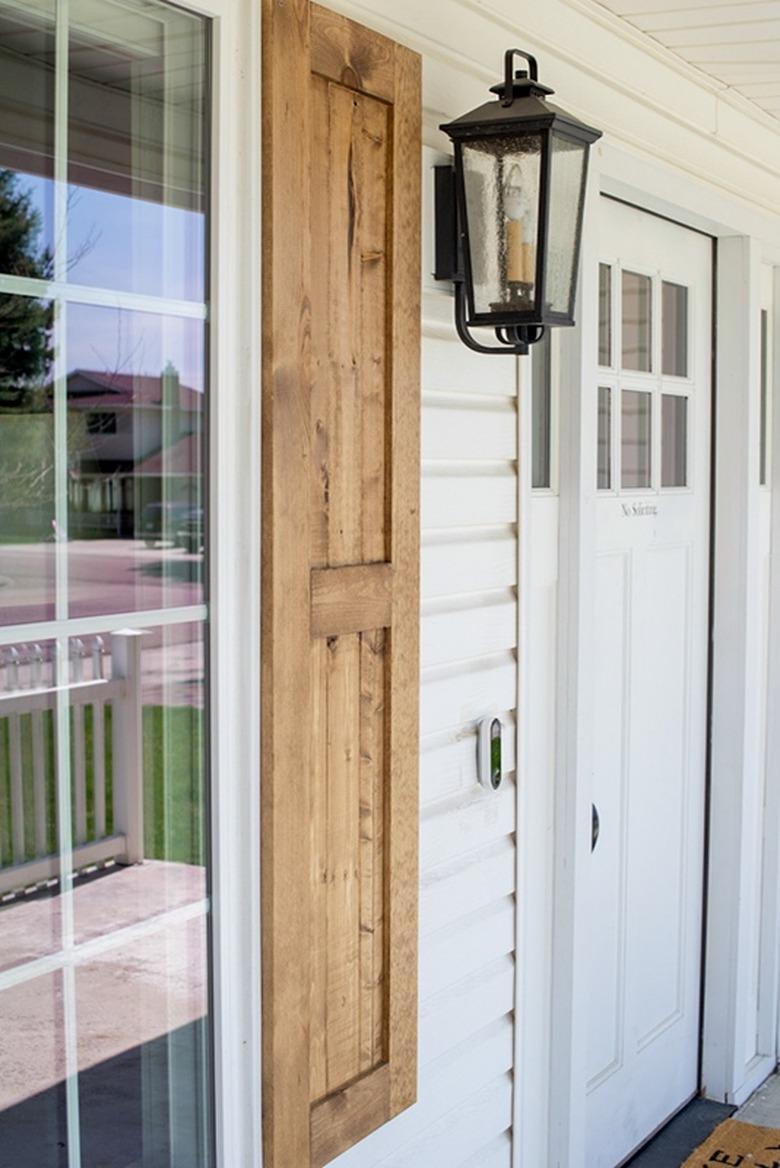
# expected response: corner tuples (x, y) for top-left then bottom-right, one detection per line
(594, 0), (780, 121)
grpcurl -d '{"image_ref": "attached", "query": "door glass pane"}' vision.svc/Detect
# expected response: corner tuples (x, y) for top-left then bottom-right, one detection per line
(622, 270), (652, 373)
(621, 390), (652, 489)
(0, 0), (213, 1164)
(0, 972), (68, 1165)
(760, 309), (768, 487)
(598, 386), (612, 490)
(661, 394), (688, 488)
(66, 0), (207, 300)
(0, 639), (60, 971)
(532, 330), (552, 489)
(0, 1), (55, 276)
(662, 281), (688, 377)
(66, 305), (205, 619)
(0, 294), (55, 626)
(599, 263), (612, 367)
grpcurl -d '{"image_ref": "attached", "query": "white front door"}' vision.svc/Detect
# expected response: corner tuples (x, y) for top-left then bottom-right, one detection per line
(585, 198), (713, 1167)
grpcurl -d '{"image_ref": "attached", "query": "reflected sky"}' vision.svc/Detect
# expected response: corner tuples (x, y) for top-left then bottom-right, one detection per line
(11, 172), (205, 306)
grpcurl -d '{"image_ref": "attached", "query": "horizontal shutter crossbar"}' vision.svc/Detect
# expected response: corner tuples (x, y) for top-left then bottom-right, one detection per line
(310, 563), (394, 637)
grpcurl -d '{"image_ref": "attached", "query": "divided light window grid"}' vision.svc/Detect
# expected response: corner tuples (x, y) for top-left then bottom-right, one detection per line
(0, 2), (214, 1165)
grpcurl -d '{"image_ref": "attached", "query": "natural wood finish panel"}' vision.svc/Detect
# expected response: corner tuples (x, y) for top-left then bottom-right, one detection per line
(359, 627), (387, 1072)
(311, 3), (396, 101)
(386, 41), (421, 1117)
(263, 4), (420, 1164)
(311, 564), (393, 637)
(310, 76), (389, 568)
(310, 1064), (391, 1168)
(261, 1), (312, 1165)
(310, 630), (388, 1102)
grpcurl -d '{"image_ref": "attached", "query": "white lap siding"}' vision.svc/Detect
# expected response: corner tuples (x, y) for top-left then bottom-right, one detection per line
(329, 273), (519, 1166)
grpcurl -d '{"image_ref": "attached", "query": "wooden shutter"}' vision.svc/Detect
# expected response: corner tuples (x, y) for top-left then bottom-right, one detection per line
(261, 3), (421, 1165)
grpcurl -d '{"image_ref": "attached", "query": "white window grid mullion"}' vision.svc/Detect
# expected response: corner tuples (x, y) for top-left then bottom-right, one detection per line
(0, 898), (210, 993)
(0, 604), (209, 648)
(52, 0), (84, 1159)
(0, 273), (208, 320)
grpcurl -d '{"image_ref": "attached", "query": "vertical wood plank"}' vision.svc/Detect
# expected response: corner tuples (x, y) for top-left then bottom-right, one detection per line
(261, 0), (313, 1164)
(324, 633), (362, 1091)
(359, 627), (386, 1071)
(310, 636), (329, 1103)
(386, 41), (421, 1116)
(357, 99), (389, 564)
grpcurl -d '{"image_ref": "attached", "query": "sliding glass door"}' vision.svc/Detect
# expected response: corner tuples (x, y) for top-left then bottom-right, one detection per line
(0, 0), (213, 1164)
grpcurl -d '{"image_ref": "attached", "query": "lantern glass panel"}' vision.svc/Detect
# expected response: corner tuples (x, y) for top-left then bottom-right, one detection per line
(461, 133), (542, 317)
(544, 133), (587, 316)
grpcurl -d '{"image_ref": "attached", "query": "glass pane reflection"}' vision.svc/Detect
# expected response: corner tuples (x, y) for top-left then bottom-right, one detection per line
(662, 281), (688, 378)
(66, 0), (207, 300)
(0, 294), (55, 627)
(662, 394), (688, 488)
(622, 270), (652, 373)
(0, 972), (67, 1168)
(598, 386), (612, 491)
(0, 1), (55, 278)
(67, 305), (205, 619)
(621, 390), (652, 489)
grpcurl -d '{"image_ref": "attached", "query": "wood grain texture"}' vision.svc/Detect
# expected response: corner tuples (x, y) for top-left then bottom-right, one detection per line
(311, 3), (396, 101)
(310, 1064), (391, 1168)
(261, 1), (313, 1165)
(310, 77), (389, 568)
(386, 40), (422, 1116)
(311, 564), (393, 637)
(263, 5), (420, 1163)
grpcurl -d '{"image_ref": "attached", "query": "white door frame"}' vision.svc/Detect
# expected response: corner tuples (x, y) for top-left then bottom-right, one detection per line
(543, 139), (780, 1168)
(194, 0), (263, 1162)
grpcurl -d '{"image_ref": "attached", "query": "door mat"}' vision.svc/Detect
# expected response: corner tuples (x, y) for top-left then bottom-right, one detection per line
(682, 1119), (780, 1166)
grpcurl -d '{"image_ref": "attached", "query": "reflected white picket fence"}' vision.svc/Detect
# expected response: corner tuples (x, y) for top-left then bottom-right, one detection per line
(0, 630), (144, 895)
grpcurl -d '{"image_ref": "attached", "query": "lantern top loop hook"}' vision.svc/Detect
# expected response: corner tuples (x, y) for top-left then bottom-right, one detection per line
(497, 48), (539, 106)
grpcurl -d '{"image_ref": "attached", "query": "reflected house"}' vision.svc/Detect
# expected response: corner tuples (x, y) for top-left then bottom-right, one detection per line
(65, 361), (202, 538)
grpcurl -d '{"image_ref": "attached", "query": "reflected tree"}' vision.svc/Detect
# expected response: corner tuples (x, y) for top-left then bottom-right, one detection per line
(0, 168), (53, 411)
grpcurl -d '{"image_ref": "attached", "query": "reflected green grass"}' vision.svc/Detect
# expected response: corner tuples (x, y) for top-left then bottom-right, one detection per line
(0, 704), (205, 873)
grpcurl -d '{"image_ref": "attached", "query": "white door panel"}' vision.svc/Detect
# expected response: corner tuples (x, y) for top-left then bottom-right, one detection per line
(586, 198), (712, 1168)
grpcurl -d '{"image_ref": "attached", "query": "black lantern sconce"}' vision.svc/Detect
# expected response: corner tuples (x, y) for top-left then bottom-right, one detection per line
(435, 48), (602, 355)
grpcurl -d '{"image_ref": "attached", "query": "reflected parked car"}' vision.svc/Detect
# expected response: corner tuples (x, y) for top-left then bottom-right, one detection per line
(175, 506), (204, 554)
(141, 501), (194, 547)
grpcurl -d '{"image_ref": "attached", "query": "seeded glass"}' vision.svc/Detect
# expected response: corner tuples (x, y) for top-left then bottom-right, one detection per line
(599, 264), (612, 367)
(622, 390), (652, 489)
(0, 0), (213, 1164)
(622, 271), (652, 373)
(598, 387), (612, 491)
(461, 134), (542, 316)
(661, 395), (688, 488)
(544, 133), (587, 314)
(662, 281), (688, 378)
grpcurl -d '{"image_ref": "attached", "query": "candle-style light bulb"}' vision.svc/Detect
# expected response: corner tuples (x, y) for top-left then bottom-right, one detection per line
(504, 163), (535, 287)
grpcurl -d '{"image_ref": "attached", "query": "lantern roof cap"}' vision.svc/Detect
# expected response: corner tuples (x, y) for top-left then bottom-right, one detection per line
(439, 50), (602, 145)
